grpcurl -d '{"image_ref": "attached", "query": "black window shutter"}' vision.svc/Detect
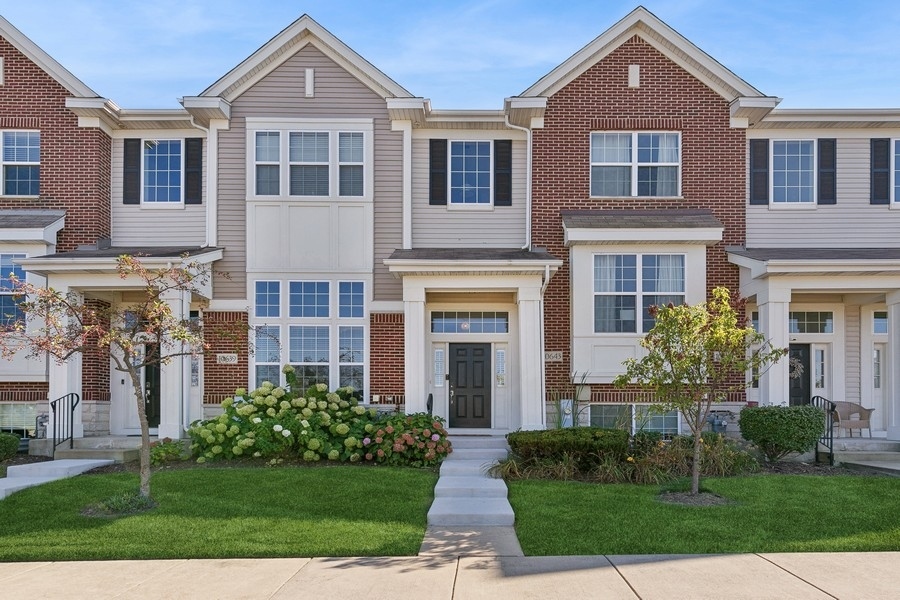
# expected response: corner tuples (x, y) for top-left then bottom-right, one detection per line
(185, 138), (203, 204)
(817, 138), (836, 205)
(749, 139), (768, 205)
(871, 138), (890, 205)
(494, 139), (512, 206)
(429, 139), (448, 205)
(123, 138), (141, 204)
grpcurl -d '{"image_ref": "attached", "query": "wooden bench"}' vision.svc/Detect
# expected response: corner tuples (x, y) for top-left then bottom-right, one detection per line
(832, 401), (874, 438)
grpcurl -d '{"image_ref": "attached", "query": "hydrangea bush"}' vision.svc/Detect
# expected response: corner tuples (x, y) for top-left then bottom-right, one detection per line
(188, 365), (451, 467)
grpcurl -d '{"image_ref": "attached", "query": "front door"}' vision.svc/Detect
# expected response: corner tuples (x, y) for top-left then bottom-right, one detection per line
(122, 343), (161, 430)
(789, 344), (811, 406)
(449, 343), (491, 428)
(144, 345), (161, 428)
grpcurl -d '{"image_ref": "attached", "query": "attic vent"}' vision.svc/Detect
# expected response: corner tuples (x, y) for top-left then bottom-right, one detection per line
(305, 68), (315, 98)
(628, 64), (640, 88)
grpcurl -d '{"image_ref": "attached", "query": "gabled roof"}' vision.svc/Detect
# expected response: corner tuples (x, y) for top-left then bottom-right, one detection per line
(199, 14), (412, 102)
(519, 6), (768, 104)
(0, 16), (98, 98)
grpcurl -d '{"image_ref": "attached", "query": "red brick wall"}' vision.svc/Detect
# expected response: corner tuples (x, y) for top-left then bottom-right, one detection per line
(0, 382), (48, 401)
(81, 299), (111, 402)
(532, 36), (746, 396)
(202, 311), (249, 404)
(0, 36), (111, 250)
(369, 312), (405, 401)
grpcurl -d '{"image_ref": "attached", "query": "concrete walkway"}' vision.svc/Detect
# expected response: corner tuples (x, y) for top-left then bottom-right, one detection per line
(1, 553), (899, 599)
(0, 459), (113, 499)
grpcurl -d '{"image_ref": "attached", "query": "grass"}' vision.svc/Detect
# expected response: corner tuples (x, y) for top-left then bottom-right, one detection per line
(0, 465), (437, 561)
(510, 474), (900, 555)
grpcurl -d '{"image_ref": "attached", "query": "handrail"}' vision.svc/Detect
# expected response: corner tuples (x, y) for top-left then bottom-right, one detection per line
(810, 395), (835, 466)
(49, 392), (79, 459)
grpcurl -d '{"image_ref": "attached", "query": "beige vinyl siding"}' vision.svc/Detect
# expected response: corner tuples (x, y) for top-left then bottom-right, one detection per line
(845, 304), (861, 404)
(411, 133), (527, 248)
(747, 134), (900, 247)
(216, 44), (402, 300)
(110, 136), (206, 247)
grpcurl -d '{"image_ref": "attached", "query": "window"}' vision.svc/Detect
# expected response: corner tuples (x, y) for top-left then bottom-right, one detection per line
(450, 141), (491, 204)
(593, 254), (684, 333)
(254, 281), (280, 318)
(252, 279), (366, 396)
(772, 140), (814, 203)
(750, 138), (835, 206)
(2, 131), (39, 196)
(249, 123), (369, 198)
(590, 132), (679, 197)
(431, 312), (509, 333)
(788, 311), (833, 334)
(290, 281), (329, 318)
(0, 253), (25, 326)
(143, 140), (182, 202)
(874, 311), (888, 334)
(589, 404), (679, 437)
(123, 137), (201, 205)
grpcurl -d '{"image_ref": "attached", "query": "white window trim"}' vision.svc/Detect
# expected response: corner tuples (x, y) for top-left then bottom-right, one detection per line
(769, 138), (817, 209)
(447, 139), (494, 210)
(589, 131), (681, 198)
(891, 139), (900, 208)
(246, 118), (374, 202)
(140, 138), (186, 208)
(1, 130), (40, 198)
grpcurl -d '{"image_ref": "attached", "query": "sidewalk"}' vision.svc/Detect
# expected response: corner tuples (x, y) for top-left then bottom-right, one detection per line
(2, 552), (898, 599)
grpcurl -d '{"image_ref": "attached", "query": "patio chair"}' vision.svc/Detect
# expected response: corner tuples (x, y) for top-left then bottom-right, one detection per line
(832, 401), (875, 438)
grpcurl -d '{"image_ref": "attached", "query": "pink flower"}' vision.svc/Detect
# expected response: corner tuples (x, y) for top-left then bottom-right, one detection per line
(431, 434), (440, 442)
(423, 429), (431, 437)
(393, 443), (404, 452)
(385, 425), (394, 434)
(417, 441), (425, 449)
(375, 436), (383, 444)
(376, 449), (385, 457)
(365, 453), (373, 461)
(363, 437), (371, 446)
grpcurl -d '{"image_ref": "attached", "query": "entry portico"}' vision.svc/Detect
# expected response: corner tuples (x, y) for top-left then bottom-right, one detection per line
(386, 248), (560, 432)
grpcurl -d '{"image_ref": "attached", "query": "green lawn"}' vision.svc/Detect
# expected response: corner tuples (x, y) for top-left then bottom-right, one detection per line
(0, 466), (437, 561)
(510, 474), (900, 555)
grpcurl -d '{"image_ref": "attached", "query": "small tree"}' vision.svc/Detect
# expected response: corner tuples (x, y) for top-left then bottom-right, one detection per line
(0, 254), (217, 498)
(613, 287), (786, 495)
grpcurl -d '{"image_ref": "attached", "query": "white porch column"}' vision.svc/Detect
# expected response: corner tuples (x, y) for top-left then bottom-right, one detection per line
(403, 284), (427, 413)
(518, 285), (545, 430)
(46, 287), (84, 438)
(157, 288), (190, 439)
(886, 290), (900, 439)
(757, 285), (791, 407)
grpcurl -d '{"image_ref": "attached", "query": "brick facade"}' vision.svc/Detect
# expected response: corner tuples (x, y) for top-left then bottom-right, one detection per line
(531, 36), (746, 397)
(0, 382), (48, 401)
(369, 312), (405, 401)
(81, 299), (111, 402)
(202, 311), (249, 404)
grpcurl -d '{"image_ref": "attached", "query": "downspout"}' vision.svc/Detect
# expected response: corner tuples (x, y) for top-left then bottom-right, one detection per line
(539, 264), (550, 428)
(503, 114), (532, 250)
(187, 116), (216, 247)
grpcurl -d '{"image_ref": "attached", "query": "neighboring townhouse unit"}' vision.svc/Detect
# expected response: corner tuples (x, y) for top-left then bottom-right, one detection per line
(4, 7), (900, 444)
(729, 110), (900, 439)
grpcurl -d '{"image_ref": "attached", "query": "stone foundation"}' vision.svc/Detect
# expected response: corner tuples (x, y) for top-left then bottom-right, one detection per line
(81, 400), (111, 436)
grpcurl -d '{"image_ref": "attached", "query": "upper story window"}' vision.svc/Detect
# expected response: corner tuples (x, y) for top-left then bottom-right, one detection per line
(248, 119), (372, 200)
(123, 137), (202, 206)
(870, 139), (900, 205)
(2, 131), (40, 197)
(428, 139), (512, 207)
(254, 281), (280, 318)
(593, 253), (685, 333)
(874, 311), (888, 334)
(0, 253), (25, 327)
(290, 281), (329, 318)
(749, 138), (835, 206)
(590, 132), (680, 197)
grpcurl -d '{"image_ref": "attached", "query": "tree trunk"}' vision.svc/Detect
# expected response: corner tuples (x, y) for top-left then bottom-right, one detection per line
(691, 428), (702, 495)
(128, 368), (152, 498)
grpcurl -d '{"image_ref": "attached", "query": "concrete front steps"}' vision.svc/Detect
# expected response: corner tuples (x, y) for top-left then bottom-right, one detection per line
(0, 458), (113, 499)
(427, 434), (514, 527)
(30, 436), (144, 463)
(821, 438), (900, 475)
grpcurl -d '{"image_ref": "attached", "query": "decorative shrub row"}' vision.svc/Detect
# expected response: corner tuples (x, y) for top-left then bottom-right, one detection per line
(739, 405), (826, 462)
(188, 365), (451, 468)
(0, 432), (18, 462)
(496, 428), (758, 484)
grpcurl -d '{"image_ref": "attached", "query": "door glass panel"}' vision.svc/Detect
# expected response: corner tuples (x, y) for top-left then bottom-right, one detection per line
(814, 348), (825, 389)
(873, 348), (882, 389)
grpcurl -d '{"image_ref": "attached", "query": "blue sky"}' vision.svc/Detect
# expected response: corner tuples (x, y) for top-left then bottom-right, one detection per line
(3, 1), (898, 110)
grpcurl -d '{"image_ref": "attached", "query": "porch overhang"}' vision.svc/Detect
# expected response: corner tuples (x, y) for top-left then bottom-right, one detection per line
(0, 209), (65, 245)
(562, 209), (724, 246)
(385, 247), (562, 278)
(727, 247), (900, 281)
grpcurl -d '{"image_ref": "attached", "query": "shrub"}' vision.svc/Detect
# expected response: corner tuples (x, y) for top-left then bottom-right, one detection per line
(149, 437), (186, 466)
(0, 432), (19, 461)
(507, 427), (628, 471)
(739, 405), (826, 462)
(188, 365), (451, 468)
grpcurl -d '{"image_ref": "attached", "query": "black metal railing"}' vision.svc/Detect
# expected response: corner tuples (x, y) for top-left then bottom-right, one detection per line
(811, 395), (835, 465)
(49, 392), (79, 459)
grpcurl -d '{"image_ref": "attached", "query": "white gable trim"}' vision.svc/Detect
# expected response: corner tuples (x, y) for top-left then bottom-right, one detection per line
(521, 6), (763, 103)
(0, 16), (98, 98)
(201, 15), (411, 102)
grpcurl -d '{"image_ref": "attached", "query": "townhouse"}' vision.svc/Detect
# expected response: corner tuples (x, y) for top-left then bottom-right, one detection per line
(1, 7), (898, 443)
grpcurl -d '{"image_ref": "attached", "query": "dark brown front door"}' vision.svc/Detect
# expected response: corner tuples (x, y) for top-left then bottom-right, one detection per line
(449, 343), (491, 428)
(144, 344), (161, 428)
(789, 344), (811, 406)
